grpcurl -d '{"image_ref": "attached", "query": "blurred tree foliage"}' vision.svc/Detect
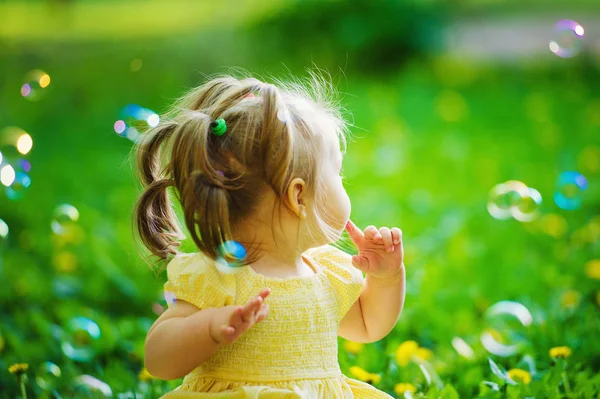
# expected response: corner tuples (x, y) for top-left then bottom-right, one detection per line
(247, 0), (447, 73)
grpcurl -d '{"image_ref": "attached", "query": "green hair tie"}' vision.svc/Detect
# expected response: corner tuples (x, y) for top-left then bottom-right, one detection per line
(210, 118), (227, 136)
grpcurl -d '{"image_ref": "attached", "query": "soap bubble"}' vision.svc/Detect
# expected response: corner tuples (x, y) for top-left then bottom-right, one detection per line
(215, 241), (247, 273)
(5, 171), (32, 200)
(14, 158), (32, 173)
(481, 301), (533, 357)
(218, 240), (247, 262)
(0, 164), (15, 187)
(0, 127), (33, 159)
(488, 181), (542, 222)
(21, 69), (51, 101)
(35, 361), (62, 391)
(451, 336), (475, 360)
(61, 316), (102, 362)
(549, 20), (585, 58)
(554, 171), (588, 210)
(72, 374), (112, 397)
(115, 104), (160, 142)
(0, 218), (8, 240)
(51, 204), (80, 235)
(512, 186), (542, 222)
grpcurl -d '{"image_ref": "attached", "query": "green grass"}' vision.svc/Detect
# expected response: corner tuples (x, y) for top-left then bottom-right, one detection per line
(1, 10), (599, 398)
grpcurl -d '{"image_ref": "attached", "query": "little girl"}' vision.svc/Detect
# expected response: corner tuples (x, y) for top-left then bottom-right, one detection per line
(136, 74), (406, 398)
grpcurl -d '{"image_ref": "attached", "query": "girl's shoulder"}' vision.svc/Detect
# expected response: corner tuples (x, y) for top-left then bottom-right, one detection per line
(166, 251), (212, 277)
(303, 244), (363, 284)
(164, 252), (236, 309)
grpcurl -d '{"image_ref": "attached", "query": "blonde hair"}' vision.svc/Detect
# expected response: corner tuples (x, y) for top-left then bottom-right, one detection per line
(133, 72), (349, 270)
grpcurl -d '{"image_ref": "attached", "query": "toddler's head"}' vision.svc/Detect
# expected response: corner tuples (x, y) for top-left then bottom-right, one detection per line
(133, 73), (351, 266)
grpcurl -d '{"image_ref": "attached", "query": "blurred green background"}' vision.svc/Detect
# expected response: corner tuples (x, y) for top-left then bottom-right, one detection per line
(1, 0), (600, 397)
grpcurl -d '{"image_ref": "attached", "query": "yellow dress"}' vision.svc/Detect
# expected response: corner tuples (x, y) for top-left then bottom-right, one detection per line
(159, 244), (394, 399)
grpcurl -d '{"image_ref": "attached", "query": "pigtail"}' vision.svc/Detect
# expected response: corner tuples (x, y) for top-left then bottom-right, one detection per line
(133, 122), (184, 260)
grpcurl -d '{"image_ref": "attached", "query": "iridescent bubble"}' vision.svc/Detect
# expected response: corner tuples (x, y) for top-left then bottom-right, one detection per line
(488, 181), (542, 222)
(35, 361), (62, 391)
(21, 70), (51, 101)
(451, 336), (475, 360)
(115, 104), (160, 142)
(480, 301), (533, 357)
(114, 120), (126, 135)
(217, 241), (247, 268)
(5, 171), (32, 200)
(549, 20), (585, 58)
(0, 127), (33, 159)
(488, 180), (527, 220)
(72, 375), (112, 397)
(14, 158), (32, 173)
(554, 171), (588, 210)
(0, 164), (15, 187)
(512, 187), (542, 222)
(51, 204), (80, 236)
(0, 218), (8, 239)
(61, 316), (102, 362)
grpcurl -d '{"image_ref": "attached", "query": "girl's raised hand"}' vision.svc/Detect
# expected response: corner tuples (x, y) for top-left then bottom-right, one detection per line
(344, 219), (404, 280)
(209, 288), (270, 345)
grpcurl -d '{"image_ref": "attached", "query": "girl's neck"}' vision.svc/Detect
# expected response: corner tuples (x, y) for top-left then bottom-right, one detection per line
(249, 254), (316, 278)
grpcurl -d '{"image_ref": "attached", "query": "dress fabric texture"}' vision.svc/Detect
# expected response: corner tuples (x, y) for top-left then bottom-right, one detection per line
(159, 245), (393, 399)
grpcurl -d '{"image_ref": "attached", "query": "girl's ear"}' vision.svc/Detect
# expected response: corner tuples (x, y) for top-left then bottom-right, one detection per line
(286, 177), (307, 219)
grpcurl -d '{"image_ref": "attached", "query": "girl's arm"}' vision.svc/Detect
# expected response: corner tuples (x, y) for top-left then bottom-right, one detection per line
(338, 265), (406, 343)
(144, 304), (222, 380)
(145, 289), (270, 380)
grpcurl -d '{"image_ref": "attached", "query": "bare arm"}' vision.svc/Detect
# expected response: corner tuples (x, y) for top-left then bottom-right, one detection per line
(145, 288), (270, 380)
(144, 303), (221, 380)
(339, 265), (406, 343)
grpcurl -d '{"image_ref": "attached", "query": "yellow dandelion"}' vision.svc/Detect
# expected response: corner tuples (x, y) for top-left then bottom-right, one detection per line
(414, 347), (433, 361)
(549, 346), (572, 359)
(560, 290), (581, 309)
(343, 340), (364, 355)
(138, 367), (157, 381)
(507, 368), (531, 385)
(395, 340), (419, 367)
(585, 259), (600, 280)
(349, 366), (380, 385)
(8, 363), (29, 375)
(394, 383), (417, 395)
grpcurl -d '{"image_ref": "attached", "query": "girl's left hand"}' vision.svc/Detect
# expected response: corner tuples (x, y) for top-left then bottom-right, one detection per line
(344, 219), (404, 280)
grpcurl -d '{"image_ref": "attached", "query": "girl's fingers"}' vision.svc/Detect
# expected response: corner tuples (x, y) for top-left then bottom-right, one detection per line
(255, 304), (269, 323)
(258, 288), (271, 300)
(221, 325), (235, 336)
(229, 306), (243, 326)
(241, 296), (263, 322)
(379, 226), (393, 252)
(391, 227), (402, 246)
(364, 225), (380, 241)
